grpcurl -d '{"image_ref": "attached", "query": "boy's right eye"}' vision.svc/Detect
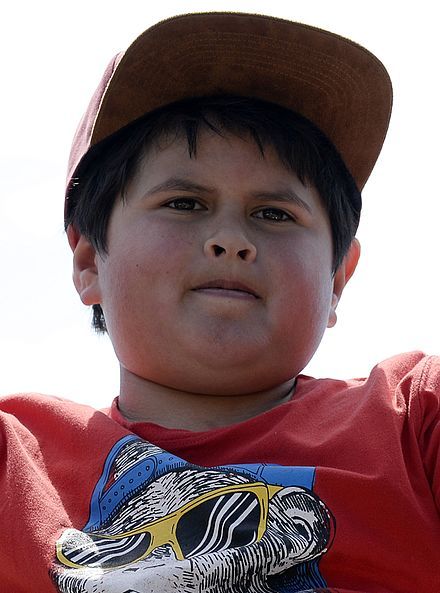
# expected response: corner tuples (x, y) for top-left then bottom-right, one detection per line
(163, 198), (204, 211)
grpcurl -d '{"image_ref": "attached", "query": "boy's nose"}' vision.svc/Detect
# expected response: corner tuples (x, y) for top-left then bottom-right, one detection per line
(203, 230), (257, 262)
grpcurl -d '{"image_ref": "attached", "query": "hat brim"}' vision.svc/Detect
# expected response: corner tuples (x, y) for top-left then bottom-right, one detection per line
(68, 12), (392, 192)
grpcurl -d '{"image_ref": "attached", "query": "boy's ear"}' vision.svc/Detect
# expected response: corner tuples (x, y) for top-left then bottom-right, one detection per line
(67, 225), (102, 306)
(327, 238), (361, 328)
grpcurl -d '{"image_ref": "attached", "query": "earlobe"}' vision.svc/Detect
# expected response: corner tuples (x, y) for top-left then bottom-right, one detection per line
(67, 225), (102, 306)
(327, 238), (361, 328)
(327, 294), (339, 328)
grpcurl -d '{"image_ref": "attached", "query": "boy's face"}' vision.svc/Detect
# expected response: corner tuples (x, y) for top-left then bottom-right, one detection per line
(74, 129), (355, 395)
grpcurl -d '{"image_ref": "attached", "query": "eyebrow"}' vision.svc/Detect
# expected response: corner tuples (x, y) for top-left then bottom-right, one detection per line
(144, 177), (215, 197)
(144, 176), (313, 215)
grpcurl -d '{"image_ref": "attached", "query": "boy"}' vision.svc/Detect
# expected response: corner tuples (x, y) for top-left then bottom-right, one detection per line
(0, 11), (438, 593)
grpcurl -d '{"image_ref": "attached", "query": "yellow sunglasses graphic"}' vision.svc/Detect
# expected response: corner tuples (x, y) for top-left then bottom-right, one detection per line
(57, 481), (283, 569)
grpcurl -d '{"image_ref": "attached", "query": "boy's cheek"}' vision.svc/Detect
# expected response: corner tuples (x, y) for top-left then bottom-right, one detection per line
(109, 215), (197, 265)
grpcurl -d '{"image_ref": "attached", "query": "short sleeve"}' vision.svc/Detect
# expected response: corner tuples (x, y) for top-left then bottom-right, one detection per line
(416, 356), (440, 511)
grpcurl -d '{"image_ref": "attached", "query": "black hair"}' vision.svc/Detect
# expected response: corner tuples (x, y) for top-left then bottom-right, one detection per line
(65, 95), (361, 333)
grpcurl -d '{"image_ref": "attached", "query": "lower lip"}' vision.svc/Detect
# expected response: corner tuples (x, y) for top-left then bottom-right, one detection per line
(193, 288), (257, 300)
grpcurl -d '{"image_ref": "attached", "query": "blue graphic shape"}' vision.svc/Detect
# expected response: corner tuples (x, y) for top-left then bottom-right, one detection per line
(85, 435), (190, 529)
(219, 463), (315, 490)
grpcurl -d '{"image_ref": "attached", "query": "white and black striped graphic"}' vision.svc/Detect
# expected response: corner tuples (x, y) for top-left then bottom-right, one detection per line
(59, 529), (151, 569)
(178, 491), (260, 557)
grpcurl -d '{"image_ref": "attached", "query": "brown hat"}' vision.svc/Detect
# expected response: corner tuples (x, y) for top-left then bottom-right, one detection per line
(67, 12), (392, 196)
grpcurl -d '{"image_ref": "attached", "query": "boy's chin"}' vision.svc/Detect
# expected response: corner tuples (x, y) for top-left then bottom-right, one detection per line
(112, 317), (324, 395)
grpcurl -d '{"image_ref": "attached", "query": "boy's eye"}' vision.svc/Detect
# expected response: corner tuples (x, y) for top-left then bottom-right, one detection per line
(164, 198), (203, 210)
(254, 208), (294, 222)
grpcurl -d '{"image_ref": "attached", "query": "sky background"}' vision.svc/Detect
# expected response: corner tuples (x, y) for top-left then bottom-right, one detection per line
(1, 0), (438, 408)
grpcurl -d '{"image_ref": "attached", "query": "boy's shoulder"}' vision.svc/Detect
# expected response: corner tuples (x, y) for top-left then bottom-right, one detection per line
(297, 350), (440, 417)
(361, 350), (439, 388)
(299, 350), (439, 388)
(0, 391), (99, 420)
(0, 392), (117, 447)
(364, 350), (440, 398)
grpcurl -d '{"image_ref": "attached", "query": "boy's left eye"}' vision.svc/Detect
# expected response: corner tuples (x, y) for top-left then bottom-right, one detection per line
(253, 208), (294, 222)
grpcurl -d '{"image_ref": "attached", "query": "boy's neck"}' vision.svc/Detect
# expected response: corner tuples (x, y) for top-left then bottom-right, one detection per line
(117, 369), (296, 432)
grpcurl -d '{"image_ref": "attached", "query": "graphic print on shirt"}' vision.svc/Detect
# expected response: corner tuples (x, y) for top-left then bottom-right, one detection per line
(52, 435), (335, 593)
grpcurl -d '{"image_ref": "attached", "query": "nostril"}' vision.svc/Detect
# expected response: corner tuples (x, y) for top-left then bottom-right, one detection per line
(213, 245), (225, 256)
(238, 249), (249, 260)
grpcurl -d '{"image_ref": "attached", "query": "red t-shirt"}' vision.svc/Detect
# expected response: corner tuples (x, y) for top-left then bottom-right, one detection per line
(0, 351), (439, 593)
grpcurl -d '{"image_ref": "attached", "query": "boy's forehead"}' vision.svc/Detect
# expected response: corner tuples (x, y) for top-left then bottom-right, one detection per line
(66, 12), (392, 205)
(139, 128), (289, 177)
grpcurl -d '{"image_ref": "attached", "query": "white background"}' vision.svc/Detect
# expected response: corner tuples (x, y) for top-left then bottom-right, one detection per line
(0, 0), (438, 408)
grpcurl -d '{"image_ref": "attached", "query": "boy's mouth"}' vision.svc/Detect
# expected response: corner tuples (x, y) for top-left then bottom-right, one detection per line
(192, 279), (260, 299)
